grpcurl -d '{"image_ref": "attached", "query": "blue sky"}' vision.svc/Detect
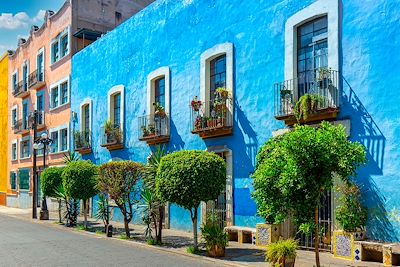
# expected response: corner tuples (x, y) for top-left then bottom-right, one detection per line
(0, 0), (64, 53)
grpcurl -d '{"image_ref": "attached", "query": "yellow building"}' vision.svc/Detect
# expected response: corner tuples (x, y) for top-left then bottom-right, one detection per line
(0, 53), (8, 205)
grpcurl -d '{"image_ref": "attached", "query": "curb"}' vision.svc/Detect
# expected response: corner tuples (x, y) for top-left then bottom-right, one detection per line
(0, 212), (249, 267)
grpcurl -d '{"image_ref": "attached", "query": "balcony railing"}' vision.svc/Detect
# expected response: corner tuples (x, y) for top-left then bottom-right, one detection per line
(274, 68), (340, 125)
(12, 80), (29, 97)
(100, 124), (123, 151)
(138, 114), (169, 145)
(190, 98), (233, 139)
(74, 130), (92, 155)
(28, 70), (45, 89)
(12, 118), (29, 134)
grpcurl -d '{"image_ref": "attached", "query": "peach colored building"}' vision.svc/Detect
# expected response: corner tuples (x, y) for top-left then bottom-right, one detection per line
(7, 0), (154, 208)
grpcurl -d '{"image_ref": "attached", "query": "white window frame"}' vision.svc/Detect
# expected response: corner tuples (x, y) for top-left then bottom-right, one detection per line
(50, 26), (70, 65)
(49, 76), (70, 110)
(284, 0), (340, 81)
(19, 136), (31, 160)
(49, 124), (69, 154)
(11, 105), (18, 127)
(10, 171), (17, 191)
(80, 99), (92, 132)
(11, 70), (18, 91)
(200, 43), (234, 115)
(11, 139), (18, 161)
(21, 60), (29, 88)
(107, 85), (125, 129)
(147, 67), (170, 116)
(36, 47), (45, 81)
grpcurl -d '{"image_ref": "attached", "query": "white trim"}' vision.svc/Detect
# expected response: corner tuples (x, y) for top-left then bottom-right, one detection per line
(19, 136), (31, 160)
(50, 26), (70, 65)
(49, 76), (70, 110)
(284, 0), (339, 81)
(107, 85), (125, 129)
(11, 70), (18, 91)
(80, 98), (92, 132)
(11, 105), (18, 127)
(36, 47), (45, 81)
(147, 66), (171, 116)
(49, 124), (70, 154)
(11, 139), (18, 161)
(21, 60), (29, 88)
(200, 42), (234, 115)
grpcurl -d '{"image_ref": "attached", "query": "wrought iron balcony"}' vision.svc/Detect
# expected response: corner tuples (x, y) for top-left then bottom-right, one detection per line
(190, 98), (233, 139)
(12, 80), (29, 98)
(74, 130), (92, 155)
(12, 118), (30, 134)
(274, 68), (340, 126)
(28, 70), (45, 90)
(138, 114), (169, 145)
(100, 124), (123, 151)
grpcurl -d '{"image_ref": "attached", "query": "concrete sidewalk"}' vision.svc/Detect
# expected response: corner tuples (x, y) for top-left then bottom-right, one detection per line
(0, 206), (382, 267)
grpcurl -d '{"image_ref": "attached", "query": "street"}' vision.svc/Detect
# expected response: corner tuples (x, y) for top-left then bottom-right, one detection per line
(0, 214), (223, 267)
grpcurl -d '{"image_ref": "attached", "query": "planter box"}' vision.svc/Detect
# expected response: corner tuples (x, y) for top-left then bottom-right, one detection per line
(333, 230), (366, 261)
(255, 223), (280, 247)
(207, 245), (225, 257)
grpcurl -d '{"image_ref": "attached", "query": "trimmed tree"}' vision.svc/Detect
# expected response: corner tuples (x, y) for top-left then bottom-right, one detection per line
(252, 122), (366, 267)
(40, 167), (64, 223)
(156, 150), (226, 250)
(62, 160), (98, 229)
(97, 161), (143, 238)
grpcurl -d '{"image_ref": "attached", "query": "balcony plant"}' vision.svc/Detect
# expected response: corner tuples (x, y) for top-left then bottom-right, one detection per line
(317, 67), (332, 89)
(104, 120), (113, 134)
(153, 102), (166, 118)
(141, 125), (150, 137)
(215, 87), (229, 99)
(194, 116), (203, 130)
(294, 94), (324, 122)
(265, 239), (298, 267)
(201, 218), (228, 257)
(191, 96), (202, 112)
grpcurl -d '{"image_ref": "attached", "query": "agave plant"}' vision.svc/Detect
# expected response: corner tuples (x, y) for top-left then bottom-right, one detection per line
(94, 193), (110, 230)
(63, 150), (80, 164)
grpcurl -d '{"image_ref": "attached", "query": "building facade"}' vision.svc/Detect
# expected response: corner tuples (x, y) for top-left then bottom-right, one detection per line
(71, 0), (400, 243)
(6, 0), (154, 209)
(0, 53), (8, 205)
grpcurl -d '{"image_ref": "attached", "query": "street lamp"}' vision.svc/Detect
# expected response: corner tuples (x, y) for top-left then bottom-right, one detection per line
(33, 132), (53, 220)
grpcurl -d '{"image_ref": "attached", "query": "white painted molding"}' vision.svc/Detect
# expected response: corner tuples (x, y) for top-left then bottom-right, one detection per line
(147, 66), (170, 116)
(79, 98), (93, 132)
(107, 84), (125, 129)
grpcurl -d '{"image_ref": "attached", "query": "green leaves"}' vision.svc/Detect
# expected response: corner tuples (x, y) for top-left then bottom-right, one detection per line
(252, 122), (367, 226)
(40, 167), (64, 198)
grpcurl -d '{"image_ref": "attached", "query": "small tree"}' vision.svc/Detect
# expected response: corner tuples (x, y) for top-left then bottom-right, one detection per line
(156, 150), (226, 250)
(97, 161), (143, 238)
(40, 167), (64, 223)
(62, 160), (98, 229)
(252, 122), (366, 267)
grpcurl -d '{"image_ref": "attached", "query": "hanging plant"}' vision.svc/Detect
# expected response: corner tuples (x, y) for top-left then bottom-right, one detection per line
(294, 94), (324, 122)
(191, 96), (202, 112)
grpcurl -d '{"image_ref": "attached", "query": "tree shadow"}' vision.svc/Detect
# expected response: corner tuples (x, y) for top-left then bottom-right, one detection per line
(340, 77), (395, 241)
(166, 120), (185, 152)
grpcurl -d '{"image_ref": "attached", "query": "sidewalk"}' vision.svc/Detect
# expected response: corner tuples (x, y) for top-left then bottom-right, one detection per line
(0, 206), (382, 267)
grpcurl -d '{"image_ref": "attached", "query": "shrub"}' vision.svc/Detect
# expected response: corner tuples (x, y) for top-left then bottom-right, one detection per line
(98, 161), (143, 238)
(266, 239), (298, 267)
(41, 167), (64, 222)
(200, 221), (228, 251)
(156, 150), (226, 250)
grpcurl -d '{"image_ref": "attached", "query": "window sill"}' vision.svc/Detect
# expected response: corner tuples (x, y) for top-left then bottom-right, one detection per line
(49, 150), (68, 156)
(20, 156), (31, 160)
(49, 102), (70, 112)
(50, 53), (70, 69)
(11, 159), (18, 162)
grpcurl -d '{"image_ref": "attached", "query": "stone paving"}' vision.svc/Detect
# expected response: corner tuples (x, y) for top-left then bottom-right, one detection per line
(0, 206), (385, 267)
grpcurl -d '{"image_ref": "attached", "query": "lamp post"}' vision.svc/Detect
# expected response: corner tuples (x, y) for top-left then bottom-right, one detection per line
(33, 132), (53, 220)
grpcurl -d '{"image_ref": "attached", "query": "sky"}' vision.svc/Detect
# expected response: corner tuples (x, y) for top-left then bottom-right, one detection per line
(0, 0), (65, 53)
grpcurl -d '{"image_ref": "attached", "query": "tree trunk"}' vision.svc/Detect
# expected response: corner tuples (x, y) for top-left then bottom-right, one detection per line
(191, 208), (198, 250)
(124, 217), (130, 238)
(157, 205), (164, 244)
(58, 199), (62, 223)
(83, 199), (87, 229)
(314, 206), (320, 267)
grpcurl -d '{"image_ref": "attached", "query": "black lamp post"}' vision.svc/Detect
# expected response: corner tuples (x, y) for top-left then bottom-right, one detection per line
(33, 132), (53, 220)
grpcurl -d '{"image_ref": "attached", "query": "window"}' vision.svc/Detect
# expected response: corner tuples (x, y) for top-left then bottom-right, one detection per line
(210, 55), (226, 103)
(51, 41), (59, 63)
(50, 131), (59, 153)
(11, 142), (17, 161)
(18, 169), (30, 190)
(20, 139), (30, 159)
(11, 107), (17, 127)
(36, 50), (44, 82)
(154, 77), (165, 108)
(50, 77), (69, 109)
(37, 92), (44, 125)
(83, 104), (90, 132)
(60, 34), (68, 57)
(22, 63), (28, 90)
(60, 128), (68, 151)
(50, 27), (69, 64)
(36, 132), (44, 156)
(22, 101), (28, 130)
(113, 93), (121, 127)
(10, 172), (17, 190)
(60, 81), (68, 104)
(12, 72), (18, 91)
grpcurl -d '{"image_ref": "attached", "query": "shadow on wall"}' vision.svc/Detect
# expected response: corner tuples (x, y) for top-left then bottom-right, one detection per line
(341, 77), (396, 241)
(167, 120), (185, 152)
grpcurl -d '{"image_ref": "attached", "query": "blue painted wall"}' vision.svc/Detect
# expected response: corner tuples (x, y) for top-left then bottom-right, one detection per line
(72, 0), (400, 241)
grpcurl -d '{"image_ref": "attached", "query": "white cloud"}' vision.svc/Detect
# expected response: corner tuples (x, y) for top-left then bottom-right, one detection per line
(0, 10), (46, 30)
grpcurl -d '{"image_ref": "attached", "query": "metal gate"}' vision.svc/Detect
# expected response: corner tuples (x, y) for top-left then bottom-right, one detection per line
(206, 152), (227, 229)
(298, 191), (332, 251)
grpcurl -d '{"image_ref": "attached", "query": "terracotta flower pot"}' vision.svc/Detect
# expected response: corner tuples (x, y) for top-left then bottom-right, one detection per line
(278, 256), (295, 267)
(207, 245), (225, 257)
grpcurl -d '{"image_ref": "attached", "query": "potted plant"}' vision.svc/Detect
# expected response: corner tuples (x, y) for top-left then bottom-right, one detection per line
(200, 220), (228, 257)
(191, 96), (202, 112)
(153, 102), (166, 118)
(293, 94), (324, 122)
(317, 67), (332, 89)
(265, 239), (297, 267)
(148, 124), (156, 136)
(194, 116), (203, 130)
(114, 127), (122, 144)
(215, 87), (229, 99)
(104, 120), (113, 134)
(141, 126), (149, 137)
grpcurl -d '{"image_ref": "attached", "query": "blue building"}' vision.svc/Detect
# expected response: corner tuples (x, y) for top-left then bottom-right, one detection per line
(71, 0), (400, 244)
